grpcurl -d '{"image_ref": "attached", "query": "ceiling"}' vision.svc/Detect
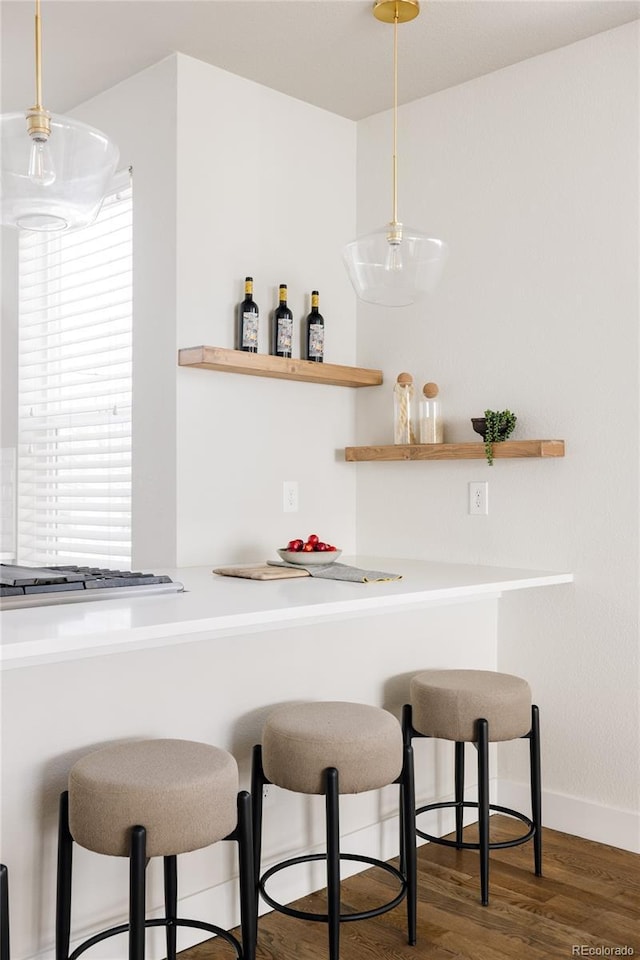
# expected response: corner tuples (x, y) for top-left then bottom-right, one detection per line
(1, 0), (639, 120)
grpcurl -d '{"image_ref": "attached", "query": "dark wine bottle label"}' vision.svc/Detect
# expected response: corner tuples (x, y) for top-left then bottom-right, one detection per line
(308, 322), (324, 358)
(241, 312), (258, 349)
(276, 316), (293, 354)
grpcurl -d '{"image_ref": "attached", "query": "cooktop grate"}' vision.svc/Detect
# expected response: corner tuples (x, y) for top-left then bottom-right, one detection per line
(0, 564), (184, 609)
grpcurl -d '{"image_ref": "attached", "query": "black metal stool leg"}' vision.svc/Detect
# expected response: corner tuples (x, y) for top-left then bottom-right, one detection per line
(325, 768), (341, 960)
(129, 826), (146, 960)
(476, 720), (490, 906)
(236, 791), (257, 960)
(163, 855), (177, 960)
(398, 778), (406, 876)
(529, 704), (543, 877)
(401, 745), (417, 946)
(251, 744), (265, 901)
(454, 742), (465, 848)
(0, 864), (9, 960)
(399, 704), (414, 876)
(401, 704), (414, 750)
(55, 791), (73, 960)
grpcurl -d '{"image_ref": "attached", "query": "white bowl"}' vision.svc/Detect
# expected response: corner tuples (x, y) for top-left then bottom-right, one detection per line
(277, 548), (342, 566)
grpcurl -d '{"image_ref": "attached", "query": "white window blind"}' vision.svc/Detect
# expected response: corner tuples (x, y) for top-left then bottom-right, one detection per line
(17, 172), (132, 567)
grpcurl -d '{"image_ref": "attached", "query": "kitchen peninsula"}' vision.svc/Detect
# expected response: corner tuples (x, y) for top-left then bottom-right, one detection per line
(1, 558), (572, 669)
(1, 557), (572, 958)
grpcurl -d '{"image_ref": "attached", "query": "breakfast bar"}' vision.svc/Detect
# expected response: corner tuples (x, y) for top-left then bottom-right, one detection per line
(0, 558), (572, 958)
(1, 558), (571, 670)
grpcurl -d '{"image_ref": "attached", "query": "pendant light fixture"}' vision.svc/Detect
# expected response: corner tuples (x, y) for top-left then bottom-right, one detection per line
(343, 0), (447, 307)
(0, 0), (119, 232)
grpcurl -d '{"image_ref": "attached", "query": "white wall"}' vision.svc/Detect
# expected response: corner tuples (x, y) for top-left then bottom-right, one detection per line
(0, 50), (359, 570)
(175, 56), (358, 566)
(354, 23), (639, 846)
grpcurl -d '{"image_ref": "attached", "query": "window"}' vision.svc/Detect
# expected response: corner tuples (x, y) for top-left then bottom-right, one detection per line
(16, 172), (132, 567)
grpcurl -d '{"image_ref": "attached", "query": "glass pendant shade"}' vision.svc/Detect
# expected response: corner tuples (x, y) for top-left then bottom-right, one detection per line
(343, 223), (448, 307)
(1, 112), (119, 231)
(343, 0), (448, 307)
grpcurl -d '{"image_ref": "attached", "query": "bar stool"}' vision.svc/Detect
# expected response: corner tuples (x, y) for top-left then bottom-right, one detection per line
(0, 864), (8, 960)
(403, 669), (541, 906)
(251, 701), (417, 960)
(56, 739), (255, 960)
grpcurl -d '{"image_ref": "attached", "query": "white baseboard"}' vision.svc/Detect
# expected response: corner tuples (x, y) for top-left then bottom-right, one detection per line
(496, 779), (640, 854)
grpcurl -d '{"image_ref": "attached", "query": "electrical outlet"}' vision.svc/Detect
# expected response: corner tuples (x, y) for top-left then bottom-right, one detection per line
(282, 480), (298, 513)
(469, 481), (489, 515)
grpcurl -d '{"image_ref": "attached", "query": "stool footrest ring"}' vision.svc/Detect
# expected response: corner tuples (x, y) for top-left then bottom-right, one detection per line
(416, 800), (535, 850)
(260, 853), (407, 923)
(68, 917), (242, 960)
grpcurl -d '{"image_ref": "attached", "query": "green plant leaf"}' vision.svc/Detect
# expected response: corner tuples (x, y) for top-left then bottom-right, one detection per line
(482, 409), (517, 464)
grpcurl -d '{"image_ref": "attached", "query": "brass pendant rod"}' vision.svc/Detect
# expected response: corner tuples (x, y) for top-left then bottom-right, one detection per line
(373, 0), (419, 238)
(27, 0), (50, 140)
(34, 0), (43, 109)
(392, 5), (399, 226)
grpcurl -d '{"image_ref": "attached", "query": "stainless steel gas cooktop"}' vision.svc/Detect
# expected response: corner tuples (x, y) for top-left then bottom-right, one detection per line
(0, 564), (184, 610)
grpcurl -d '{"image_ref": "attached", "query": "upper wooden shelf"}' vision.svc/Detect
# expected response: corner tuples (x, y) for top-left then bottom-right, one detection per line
(178, 346), (383, 388)
(345, 440), (565, 461)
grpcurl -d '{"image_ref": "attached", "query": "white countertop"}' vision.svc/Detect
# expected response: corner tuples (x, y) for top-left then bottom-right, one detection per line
(0, 557), (573, 669)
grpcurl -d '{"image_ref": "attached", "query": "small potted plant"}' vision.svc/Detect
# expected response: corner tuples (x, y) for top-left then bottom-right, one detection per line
(471, 410), (517, 465)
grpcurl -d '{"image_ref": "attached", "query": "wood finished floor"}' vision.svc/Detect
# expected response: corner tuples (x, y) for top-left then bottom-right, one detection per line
(179, 816), (640, 960)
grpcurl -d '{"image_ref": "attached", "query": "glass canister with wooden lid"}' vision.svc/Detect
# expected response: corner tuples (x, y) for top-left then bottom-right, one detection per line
(393, 372), (416, 444)
(419, 381), (444, 443)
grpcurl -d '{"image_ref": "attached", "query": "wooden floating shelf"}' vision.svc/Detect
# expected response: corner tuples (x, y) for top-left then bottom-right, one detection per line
(344, 440), (565, 462)
(178, 346), (383, 388)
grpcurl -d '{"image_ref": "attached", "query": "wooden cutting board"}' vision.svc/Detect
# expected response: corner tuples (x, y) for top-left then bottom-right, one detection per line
(213, 564), (310, 580)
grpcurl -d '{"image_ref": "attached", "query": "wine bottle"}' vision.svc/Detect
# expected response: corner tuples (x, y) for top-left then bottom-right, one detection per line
(272, 284), (293, 358)
(305, 290), (324, 362)
(237, 277), (258, 352)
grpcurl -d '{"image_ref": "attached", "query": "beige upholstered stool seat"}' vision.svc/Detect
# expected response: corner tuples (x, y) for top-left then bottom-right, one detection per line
(69, 738), (238, 858)
(410, 669), (532, 742)
(262, 701), (403, 795)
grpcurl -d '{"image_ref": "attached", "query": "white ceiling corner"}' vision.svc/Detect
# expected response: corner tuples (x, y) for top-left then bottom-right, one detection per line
(1, 0), (638, 119)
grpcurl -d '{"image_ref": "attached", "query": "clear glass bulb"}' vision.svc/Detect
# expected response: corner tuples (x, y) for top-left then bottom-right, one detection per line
(28, 138), (56, 186)
(384, 238), (403, 273)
